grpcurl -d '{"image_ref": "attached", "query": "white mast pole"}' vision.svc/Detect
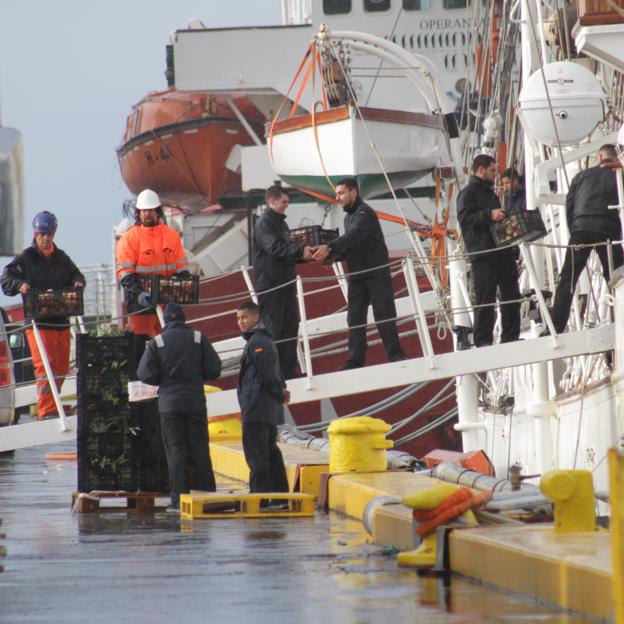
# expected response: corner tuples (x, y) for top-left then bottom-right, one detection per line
(521, 0), (554, 475)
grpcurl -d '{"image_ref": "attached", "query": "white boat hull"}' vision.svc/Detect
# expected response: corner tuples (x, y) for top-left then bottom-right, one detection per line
(269, 106), (445, 198)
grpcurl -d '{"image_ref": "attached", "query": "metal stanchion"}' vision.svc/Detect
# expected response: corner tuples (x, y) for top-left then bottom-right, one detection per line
(31, 322), (68, 432)
(155, 305), (165, 329)
(403, 258), (435, 367)
(240, 266), (258, 304)
(610, 445), (624, 624)
(296, 276), (314, 390)
(331, 261), (349, 302)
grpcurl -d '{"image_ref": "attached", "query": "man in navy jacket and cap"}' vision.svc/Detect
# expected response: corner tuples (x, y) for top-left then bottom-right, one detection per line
(138, 302), (222, 510)
(236, 300), (289, 508)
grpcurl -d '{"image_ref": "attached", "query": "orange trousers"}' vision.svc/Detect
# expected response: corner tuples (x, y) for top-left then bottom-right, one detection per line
(128, 313), (162, 338)
(25, 328), (70, 419)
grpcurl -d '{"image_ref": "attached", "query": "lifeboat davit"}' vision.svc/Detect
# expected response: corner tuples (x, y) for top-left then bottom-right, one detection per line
(117, 89), (265, 212)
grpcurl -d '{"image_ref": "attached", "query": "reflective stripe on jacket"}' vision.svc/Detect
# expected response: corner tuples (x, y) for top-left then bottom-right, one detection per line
(137, 321), (222, 412)
(115, 223), (188, 282)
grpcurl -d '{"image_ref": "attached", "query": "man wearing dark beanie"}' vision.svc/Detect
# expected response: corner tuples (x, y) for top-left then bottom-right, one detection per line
(138, 302), (222, 511)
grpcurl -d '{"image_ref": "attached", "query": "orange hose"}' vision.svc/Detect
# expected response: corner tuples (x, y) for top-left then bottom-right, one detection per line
(413, 488), (492, 538)
(45, 453), (77, 460)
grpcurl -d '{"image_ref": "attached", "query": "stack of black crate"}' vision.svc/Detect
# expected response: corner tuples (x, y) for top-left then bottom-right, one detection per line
(76, 333), (168, 493)
(129, 334), (168, 492)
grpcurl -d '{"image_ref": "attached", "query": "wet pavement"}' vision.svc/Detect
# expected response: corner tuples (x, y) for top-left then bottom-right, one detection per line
(0, 442), (595, 624)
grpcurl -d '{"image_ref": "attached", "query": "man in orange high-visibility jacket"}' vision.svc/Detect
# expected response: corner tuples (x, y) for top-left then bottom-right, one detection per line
(116, 189), (189, 337)
(1, 211), (85, 420)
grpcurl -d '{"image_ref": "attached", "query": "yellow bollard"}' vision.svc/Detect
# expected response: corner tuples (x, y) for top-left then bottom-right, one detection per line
(397, 533), (438, 568)
(208, 414), (242, 440)
(398, 483), (479, 569)
(610, 448), (624, 624)
(540, 470), (595, 532)
(327, 416), (393, 473)
(204, 386), (243, 440)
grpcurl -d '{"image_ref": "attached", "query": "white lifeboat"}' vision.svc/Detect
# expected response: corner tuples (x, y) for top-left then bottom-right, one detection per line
(267, 104), (445, 199)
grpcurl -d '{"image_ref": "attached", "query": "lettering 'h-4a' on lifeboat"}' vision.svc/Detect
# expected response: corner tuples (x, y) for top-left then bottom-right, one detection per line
(116, 88), (266, 213)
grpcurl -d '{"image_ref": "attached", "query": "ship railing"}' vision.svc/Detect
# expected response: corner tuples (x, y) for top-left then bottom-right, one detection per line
(10, 235), (618, 410)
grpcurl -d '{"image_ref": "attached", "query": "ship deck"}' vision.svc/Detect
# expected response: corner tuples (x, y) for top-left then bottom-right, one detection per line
(0, 437), (604, 623)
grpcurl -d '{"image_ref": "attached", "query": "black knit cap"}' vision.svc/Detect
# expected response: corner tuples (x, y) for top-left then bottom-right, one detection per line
(163, 302), (185, 324)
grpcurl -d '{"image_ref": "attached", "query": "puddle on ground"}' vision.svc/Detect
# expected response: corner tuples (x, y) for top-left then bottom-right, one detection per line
(0, 443), (596, 623)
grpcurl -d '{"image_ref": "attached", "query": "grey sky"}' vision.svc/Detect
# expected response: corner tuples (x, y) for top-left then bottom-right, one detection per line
(0, 0), (281, 304)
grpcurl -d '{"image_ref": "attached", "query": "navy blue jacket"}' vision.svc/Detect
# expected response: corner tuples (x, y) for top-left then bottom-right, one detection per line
(137, 321), (222, 412)
(0, 241), (86, 327)
(252, 208), (303, 291)
(236, 322), (286, 425)
(328, 197), (389, 278)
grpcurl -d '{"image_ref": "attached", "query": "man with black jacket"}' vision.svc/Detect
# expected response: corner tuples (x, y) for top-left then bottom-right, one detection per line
(252, 186), (313, 379)
(457, 154), (521, 347)
(502, 168), (526, 214)
(313, 178), (405, 370)
(550, 144), (623, 334)
(137, 302), (222, 510)
(236, 300), (289, 507)
(1, 211), (85, 420)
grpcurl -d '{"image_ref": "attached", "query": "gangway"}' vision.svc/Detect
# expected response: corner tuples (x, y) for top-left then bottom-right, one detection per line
(12, 288), (437, 410)
(205, 324), (614, 416)
(0, 324), (614, 453)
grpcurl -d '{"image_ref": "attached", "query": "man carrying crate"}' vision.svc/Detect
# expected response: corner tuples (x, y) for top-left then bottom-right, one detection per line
(312, 178), (405, 369)
(457, 155), (521, 347)
(0, 211), (85, 420)
(548, 144), (623, 334)
(252, 186), (313, 379)
(115, 189), (190, 338)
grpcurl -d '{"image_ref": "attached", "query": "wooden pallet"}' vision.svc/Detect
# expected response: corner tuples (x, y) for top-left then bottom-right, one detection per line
(71, 491), (169, 513)
(180, 491), (316, 519)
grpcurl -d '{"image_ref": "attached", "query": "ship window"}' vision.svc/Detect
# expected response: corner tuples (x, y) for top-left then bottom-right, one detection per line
(364, 0), (391, 12)
(442, 0), (467, 8)
(402, 0), (431, 9)
(323, 0), (351, 14)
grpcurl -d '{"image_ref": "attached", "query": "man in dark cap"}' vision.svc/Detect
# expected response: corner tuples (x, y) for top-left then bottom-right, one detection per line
(138, 302), (222, 511)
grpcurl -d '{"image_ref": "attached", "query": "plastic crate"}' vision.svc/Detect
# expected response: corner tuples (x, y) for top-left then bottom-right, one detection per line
(24, 288), (84, 320)
(138, 274), (156, 297)
(490, 209), (547, 247)
(147, 274), (199, 305)
(288, 225), (339, 247)
(131, 401), (169, 492)
(77, 431), (138, 492)
(76, 334), (135, 369)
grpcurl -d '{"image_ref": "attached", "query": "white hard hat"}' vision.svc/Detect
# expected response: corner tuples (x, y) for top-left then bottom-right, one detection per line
(136, 189), (161, 210)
